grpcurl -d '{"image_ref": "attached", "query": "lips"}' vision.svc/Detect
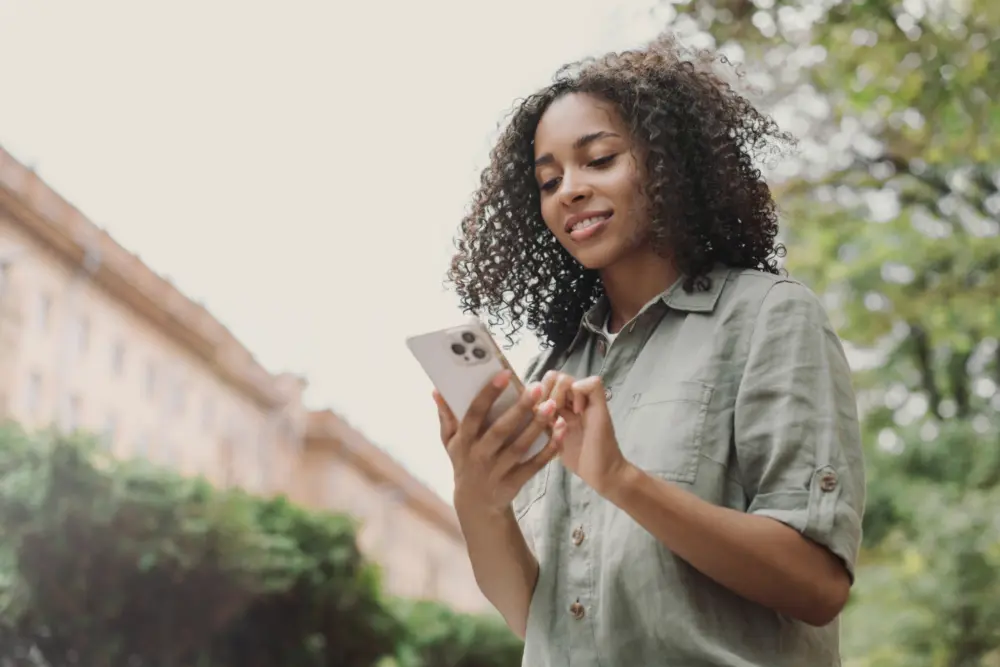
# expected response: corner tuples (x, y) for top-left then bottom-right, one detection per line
(564, 210), (613, 234)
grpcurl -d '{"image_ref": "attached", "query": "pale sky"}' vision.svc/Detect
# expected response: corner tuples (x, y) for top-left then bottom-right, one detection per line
(0, 0), (673, 499)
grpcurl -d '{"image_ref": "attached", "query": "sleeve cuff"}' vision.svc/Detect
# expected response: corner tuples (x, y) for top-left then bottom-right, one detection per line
(747, 467), (863, 581)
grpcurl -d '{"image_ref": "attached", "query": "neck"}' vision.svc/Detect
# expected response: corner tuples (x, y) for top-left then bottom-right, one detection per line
(599, 248), (678, 333)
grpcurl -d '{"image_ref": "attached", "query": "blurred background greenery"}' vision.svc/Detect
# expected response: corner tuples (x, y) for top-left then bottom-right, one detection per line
(662, 0), (1000, 663)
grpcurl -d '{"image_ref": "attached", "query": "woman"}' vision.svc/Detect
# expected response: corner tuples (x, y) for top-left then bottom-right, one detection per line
(433, 34), (865, 667)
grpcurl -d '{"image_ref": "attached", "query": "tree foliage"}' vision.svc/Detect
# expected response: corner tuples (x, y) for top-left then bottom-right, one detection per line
(655, 0), (1000, 663)
(0, 425), (522, 667)
(389, 600), (526, 667)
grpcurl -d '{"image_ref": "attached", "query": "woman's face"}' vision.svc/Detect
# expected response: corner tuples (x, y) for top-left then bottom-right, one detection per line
(533, 92), (649, 270)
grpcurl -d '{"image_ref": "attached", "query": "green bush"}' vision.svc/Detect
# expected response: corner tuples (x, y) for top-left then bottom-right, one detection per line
(0, 424), (522, 667)
(390, 599), (525, 667)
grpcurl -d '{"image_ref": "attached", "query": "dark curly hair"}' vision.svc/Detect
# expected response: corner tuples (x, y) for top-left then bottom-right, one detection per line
(448, 34), (793, 350)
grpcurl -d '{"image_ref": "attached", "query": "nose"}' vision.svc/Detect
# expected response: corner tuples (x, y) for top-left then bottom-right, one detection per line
(558, 169), (592, 206)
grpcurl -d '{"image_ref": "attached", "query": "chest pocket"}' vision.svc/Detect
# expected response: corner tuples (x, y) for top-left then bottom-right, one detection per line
(620, 380), (714, 484)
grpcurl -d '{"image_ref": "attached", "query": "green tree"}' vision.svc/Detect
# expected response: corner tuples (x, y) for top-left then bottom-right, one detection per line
(0, 425), (400, 667)
(390, 600), (524, 667)
(653, 0), (1000, 664)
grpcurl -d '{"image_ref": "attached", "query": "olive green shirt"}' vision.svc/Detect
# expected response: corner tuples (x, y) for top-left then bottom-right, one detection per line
(514, 267), (865, 667)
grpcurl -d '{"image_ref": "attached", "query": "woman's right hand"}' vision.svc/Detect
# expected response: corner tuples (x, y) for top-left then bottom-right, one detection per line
(434, 369), (564, 515)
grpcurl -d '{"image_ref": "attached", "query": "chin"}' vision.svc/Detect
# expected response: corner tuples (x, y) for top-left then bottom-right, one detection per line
(575, 255), (614, 270)
(569, 242), (628, 271)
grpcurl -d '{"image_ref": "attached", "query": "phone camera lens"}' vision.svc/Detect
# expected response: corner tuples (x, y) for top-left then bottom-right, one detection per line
(451, 343), (466, 355)
(472, 347), (486, 360)
(461, 331), (476, 344)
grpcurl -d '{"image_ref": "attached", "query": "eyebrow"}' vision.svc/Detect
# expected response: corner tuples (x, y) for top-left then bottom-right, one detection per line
(534, 131), (621, 168)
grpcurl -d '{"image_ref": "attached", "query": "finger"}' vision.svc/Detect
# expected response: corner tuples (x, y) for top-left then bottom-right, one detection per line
(506, 437), (562, 489)
(455, 370), (512, 445)
(541, 370), (560, 398)
(493, 398), (557, 475)
(571, 376), (605, 414)
(550, 373), (576, 412)
(552, 415), (567, 443)
(432, 390), (458, 446)
(478, 381), (545, 458)
(572, 376), (606, 403)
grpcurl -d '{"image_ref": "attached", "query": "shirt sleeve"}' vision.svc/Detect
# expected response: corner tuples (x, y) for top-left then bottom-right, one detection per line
(734, 280), (866, 580)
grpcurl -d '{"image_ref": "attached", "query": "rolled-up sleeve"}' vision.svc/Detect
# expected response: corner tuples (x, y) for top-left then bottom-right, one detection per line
(734, 280), (866, 579)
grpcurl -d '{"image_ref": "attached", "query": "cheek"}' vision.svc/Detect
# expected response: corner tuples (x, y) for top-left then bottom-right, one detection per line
(611, 169), (648, 219)
(539, 196), (562, 235)
(611, 163), (644, 200)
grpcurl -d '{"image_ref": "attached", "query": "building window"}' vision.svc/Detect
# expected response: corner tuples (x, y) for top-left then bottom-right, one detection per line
(102, 413), (118, 449)
(74, 314), (90, 355)
(64, 394), (82, 433)
(279, 415), (297, 441)
(136, 431), (150, 459)
(171, 381), (186, 417)
(220, 437), (236, 486)
(163, 434), (178, 467)
(36, 293), (51, 331)
(24, 372), (42, 415)
(201, 399), (215, 431)
(255, 431), (269, 491)
(423, 556), (442, 597)
(111, 340), (126, 377)
(143, 362), (157, 399)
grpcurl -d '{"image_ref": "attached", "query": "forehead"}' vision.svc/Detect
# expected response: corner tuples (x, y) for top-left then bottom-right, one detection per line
(534, 93), (628, 155)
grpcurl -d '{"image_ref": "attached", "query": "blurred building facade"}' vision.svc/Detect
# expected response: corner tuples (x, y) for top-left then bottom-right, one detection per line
(0, 146), (487, 614)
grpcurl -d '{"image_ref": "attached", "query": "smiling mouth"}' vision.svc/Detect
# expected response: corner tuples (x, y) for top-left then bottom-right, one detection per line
(567, 212), (612, 234)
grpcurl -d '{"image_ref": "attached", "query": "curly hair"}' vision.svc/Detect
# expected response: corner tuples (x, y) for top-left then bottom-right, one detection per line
(448, 34), (794, 350)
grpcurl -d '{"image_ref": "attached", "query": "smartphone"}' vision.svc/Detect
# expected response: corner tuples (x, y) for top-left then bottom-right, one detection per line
(407, 317), (549, 463)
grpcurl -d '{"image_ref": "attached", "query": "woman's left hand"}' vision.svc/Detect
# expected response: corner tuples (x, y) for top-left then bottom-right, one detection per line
(541, 371), (632, 496)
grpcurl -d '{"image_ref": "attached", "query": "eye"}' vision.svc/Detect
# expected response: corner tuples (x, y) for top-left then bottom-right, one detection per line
(540, 177), (561, 192)
(588, 154), (617, 168)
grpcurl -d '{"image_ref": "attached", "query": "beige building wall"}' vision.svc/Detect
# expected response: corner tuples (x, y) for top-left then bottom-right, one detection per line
(0, 146), (489, 614)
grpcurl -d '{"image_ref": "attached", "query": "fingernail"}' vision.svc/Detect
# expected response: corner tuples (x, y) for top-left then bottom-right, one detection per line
(528, 384), (543, 400)
(538, 400), (555, 416)
(492, 370), (512, 388)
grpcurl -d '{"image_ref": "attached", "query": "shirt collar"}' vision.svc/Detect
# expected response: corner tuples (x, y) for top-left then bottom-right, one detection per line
(568, 266), (733, 353)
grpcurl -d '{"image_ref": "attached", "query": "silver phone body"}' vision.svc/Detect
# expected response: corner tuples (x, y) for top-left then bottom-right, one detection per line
(407, 317), (548, 463)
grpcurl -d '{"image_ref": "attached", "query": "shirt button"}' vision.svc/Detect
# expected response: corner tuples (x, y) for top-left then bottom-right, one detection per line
(569, 600), (585, 620)
(819, 471), (838, 492)
(571, 526), (585, 546)
(604, 386), (613, 402)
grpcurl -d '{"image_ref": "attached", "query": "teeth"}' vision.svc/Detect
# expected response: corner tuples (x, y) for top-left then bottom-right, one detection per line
(571, 215), (608, 232)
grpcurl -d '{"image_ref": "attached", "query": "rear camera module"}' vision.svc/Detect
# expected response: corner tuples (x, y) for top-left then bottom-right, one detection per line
(451, 343), (466, 355)
(472, 347), (487, 360)
(461, 331), (476, 344)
